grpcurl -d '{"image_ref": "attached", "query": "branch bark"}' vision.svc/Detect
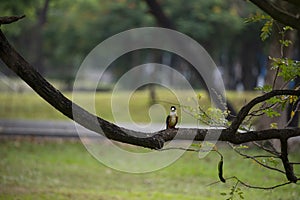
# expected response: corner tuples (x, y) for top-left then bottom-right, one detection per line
(0, 15), (25, 25)
(280, 138), (298, 182)
(0, 16), (299, 183)
(1, 24), (300, 147)
(249, 0), (300, 30)
(0, 28), (164, 149)
(229, 90), (300, 133)
(281, 0), (300, 7)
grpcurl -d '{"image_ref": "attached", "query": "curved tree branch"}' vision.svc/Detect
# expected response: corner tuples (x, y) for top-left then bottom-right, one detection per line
(1, 17), (300, 148)
(0, 15), (25, 25)
(281, 0), (300, 7)
(229, 89), (300, 133)
(249, 0), (300, 30)
(0, 27), (164, 149)
(0, 16), (299, 183)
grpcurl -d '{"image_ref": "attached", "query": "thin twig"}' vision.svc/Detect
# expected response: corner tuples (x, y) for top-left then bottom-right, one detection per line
(159, 146), (222, 157)
(228, 143), (285, 174)
(280, 78), (294, 90)
(251, 155), (280, 158)
(285, 101), (300, 128)
(232, 176), (292, 190)
(252, 141), (281, 156)
(192, 97), (225, 127)
(272, 67), (280, 90)
(159, 147), (203, 152)
(207, 176), (293, 190)
(229, 89), (300, 134)
(290, 162), (300, 165)
(249, 102), (278, 116)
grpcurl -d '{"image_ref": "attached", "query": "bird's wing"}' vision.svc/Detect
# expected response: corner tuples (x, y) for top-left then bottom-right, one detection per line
(175, 115), (178, 126)
(166, 115), (170, 129)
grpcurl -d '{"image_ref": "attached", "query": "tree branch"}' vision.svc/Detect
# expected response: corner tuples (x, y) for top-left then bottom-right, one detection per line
(0, 28), (164, 149)
(281, 0), (300, 7)
(0, 15), (25, 25)
(280, 138), (298, 182)
(208, 176), (295, 190)
(0, 16), (299, 183)
(228, 176), (294, 190)
(1, 23), (300, 148)
(229, 90), (300, 133)
(252, 141), (280, 156)
(228, 143), (285, 174)
(249, 0), (300, 30)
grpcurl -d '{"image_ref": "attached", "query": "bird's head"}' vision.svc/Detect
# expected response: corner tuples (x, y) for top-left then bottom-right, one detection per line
(170, 106), (177, 114)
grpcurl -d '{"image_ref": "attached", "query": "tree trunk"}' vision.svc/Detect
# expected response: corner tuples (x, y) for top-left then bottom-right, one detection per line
(240, 36), (261, 90)
(30, 0), (50, 75)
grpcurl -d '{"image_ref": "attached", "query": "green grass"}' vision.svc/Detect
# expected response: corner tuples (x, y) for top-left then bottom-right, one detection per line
(0, 90), (259, 123)
(1, 90), (298, 199)
(0, 139), (299, 199)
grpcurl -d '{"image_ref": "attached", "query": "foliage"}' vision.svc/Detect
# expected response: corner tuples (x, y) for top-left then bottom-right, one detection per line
(270, 57), (300, 81)
(245, 13), (273, 41)
(220, 184), (244, 200)
(0, 0), (154, 80)
(1, 1), (300, 198)
(44, 0), (153, 79)
(181, 11), (300, 197)
(239, 13), (299, 129)
(0, 0), (262, 83)
(0, 0), (40, 36)
(183, 93), (229, 127)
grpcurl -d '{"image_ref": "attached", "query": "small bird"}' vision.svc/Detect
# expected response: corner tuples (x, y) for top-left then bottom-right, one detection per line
(166, 106), (178, 129)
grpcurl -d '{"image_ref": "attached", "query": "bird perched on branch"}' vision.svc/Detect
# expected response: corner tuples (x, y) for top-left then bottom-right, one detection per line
(166, 106), (178, 129)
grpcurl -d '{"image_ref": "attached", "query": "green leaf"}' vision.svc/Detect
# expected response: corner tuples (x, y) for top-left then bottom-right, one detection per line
(260, 19), (273, 41)
(283, 26), (293, 31)
(244, 13), (273, 41)
(263, 108), (281, 118)
(279, 39), (292, 47)
(268, 157), (280, 167)
(220, 192), (227, 196)
(191, 143), (199, 148)
(245, 13), (271, 23)
(270, 57), (300, 81)
(270, 123), (278, 129)
(266, 96), (282, 104)
(255, 84), (272, 92)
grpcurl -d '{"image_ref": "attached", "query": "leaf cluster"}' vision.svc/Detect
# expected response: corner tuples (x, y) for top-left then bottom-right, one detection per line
(245, 13), (273, 41)
(270, 57), (300, 82)
(184, 93), (229, 127)
(220, 184), (244, 200)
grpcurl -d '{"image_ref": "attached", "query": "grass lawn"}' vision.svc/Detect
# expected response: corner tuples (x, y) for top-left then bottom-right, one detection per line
(0, 90), (299, 199)
(0, 89), (259, 123)
(0, 139), (299, 200)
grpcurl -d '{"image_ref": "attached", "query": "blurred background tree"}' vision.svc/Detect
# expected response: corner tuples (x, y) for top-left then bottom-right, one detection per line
(0, 0), (268, 91)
